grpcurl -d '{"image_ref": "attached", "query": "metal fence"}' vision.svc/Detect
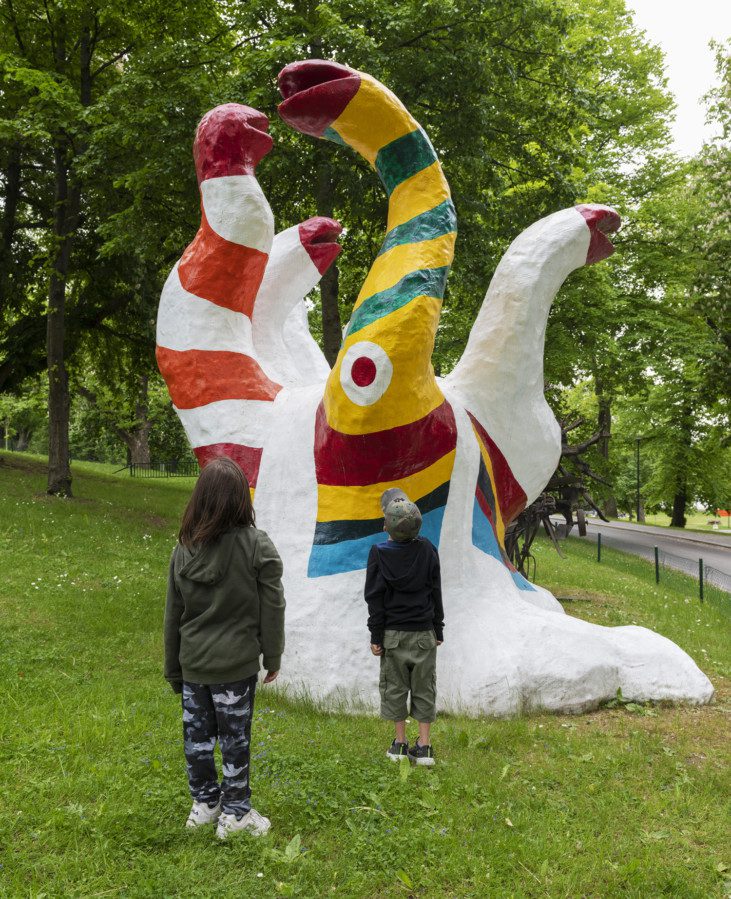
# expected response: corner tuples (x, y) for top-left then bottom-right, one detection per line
(122, 460), (200, 478)
(593, 531), (731, 615)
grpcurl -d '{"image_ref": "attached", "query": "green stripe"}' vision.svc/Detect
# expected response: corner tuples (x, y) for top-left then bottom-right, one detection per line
(345, 266), (450, 337)
(378, 199), (457, 256)
(375, 128), (437, 195)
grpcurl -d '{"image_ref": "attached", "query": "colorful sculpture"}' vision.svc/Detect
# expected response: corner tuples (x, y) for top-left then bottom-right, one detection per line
(156, 63), (713, 713)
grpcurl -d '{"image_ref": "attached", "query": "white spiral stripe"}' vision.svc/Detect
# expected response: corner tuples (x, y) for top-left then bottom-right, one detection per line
(200, 175), (274, 252)
(157, 264), (254, 355)
(175, 399), (275, 449)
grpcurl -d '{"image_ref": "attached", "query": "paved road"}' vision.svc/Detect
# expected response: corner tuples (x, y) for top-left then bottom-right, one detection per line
(556, 518), (731, 588)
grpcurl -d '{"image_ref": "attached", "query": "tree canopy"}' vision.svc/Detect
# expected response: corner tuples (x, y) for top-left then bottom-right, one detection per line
(0, 0), (727, 520)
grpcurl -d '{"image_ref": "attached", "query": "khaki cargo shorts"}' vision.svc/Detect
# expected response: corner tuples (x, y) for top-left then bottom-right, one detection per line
(379, 629), (437, 722)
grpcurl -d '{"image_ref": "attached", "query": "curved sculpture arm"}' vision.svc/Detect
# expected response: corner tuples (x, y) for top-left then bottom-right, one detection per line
(277, 61), (461, 576)
(445, 204), (620, 502)
(155, 104), (282, 487)
(252, 217), (341, 387)
(282, 301), (331, 385)
(279, 60), (456, 435)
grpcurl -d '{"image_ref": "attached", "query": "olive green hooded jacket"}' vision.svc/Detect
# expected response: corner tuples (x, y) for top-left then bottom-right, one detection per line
(163, 527), (285, 692)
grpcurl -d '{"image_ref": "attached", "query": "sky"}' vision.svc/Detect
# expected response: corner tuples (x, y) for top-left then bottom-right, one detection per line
(626, 0), (731, 156)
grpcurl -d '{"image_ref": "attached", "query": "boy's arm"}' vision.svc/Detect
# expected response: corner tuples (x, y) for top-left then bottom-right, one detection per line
(364, 545), (387, 646)
(163, 549), (184, 693)
(254, 531), (286, 672)
(431, 548), (444, 642)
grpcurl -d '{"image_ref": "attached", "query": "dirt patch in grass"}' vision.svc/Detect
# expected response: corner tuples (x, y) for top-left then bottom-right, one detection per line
(1, 454), (47, 475)
(144, 513), (170, 529)
(562, 678), (731, 764)
(557, 590), (619, 615)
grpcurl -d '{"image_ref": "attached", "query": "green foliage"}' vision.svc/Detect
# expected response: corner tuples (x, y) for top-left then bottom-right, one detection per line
(0, 375), (46, 450)
(0, 0), (724, 514)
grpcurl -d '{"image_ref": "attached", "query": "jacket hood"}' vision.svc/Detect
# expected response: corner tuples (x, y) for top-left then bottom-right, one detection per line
(178, 530), (238, 585)
(375, 538), (430, 591)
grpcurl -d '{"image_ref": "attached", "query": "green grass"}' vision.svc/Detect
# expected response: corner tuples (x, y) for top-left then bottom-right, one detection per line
(610, 511), (731, 538)
(1, 451), (729, 898)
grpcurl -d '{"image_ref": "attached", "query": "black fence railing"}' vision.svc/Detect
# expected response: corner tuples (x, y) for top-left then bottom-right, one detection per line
(592, 531), (731, 615)
(121, 461), (200, 478)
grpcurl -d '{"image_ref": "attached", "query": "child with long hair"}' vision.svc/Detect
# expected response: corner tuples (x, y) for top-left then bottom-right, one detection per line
(164, 456), (285, 839)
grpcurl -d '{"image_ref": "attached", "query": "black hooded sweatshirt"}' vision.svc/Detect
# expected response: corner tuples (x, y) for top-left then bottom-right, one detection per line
(364, 536), (443, 645)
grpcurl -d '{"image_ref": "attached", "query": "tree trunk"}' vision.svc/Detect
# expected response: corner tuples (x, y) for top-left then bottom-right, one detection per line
(128, 374), (152, 464)
(16, 428), (31, 452)
(315, 145), (341, 366)
(670, 402), (693, 527)
(46, 144), (75, 496)
(46, 14), (93, 496)
(670, 489), (687, 528)
(596, 386), (618, 518)
(0, 141), (22, 302)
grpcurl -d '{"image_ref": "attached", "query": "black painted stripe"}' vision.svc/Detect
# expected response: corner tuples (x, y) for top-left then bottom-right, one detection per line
(475, 456), (497, 519)
(313, 480), (451, 545)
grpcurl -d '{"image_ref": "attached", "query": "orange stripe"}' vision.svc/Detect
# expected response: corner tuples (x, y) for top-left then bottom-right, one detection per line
(178, 207), (268, 316)
(156, 346), (281, 409)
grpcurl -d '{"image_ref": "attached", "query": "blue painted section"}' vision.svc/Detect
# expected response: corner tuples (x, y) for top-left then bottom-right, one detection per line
(471, 496), (503, 558)
(308, 505), (446, 577)
(471, 497), (535, 592)
(511, 570), (536, 592)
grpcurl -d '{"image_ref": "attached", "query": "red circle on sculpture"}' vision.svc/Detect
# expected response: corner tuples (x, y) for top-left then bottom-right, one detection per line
(351, 356), (377, 387)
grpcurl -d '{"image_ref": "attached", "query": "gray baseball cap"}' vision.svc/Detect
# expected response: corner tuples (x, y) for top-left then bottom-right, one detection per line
(380, 487), (409, 513)
(384, 499), (422, 541)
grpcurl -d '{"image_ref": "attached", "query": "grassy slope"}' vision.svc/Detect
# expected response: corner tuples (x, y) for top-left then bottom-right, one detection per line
(609, 512), (731, 538)
(0, 451), (729, 899)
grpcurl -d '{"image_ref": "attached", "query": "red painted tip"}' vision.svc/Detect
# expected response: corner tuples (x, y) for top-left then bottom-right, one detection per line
(194, 104), (273, 183)
(577, 204), (621, 265)
(298, 216), (343, 274)
(277, 60), (360, 138)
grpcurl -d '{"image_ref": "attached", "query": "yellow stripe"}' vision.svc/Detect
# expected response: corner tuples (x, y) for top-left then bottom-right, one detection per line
(317, 450), (456, 522)
(354, 232), (456, 308)
(386, 162), (451, 231)
(324, 295), (444, 434)
(330, 75), (417, 165)
(475, 434), (505, 543)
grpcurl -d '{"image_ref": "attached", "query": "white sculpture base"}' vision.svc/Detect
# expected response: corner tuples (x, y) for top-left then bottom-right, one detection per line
(253, 384), (714, 716)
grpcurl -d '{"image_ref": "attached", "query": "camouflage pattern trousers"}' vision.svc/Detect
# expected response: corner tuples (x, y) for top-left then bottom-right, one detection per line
(181, 676), (257, 818)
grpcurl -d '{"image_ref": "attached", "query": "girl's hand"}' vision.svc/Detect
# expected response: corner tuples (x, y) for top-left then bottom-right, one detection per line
(436, 640), (443, 646)
(370, 644), (383, 656)
(263, 670), (279, 683)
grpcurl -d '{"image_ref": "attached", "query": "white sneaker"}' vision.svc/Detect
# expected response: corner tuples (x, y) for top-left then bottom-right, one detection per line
(185, 799), (222, 828)
(216, 808), (271, 840)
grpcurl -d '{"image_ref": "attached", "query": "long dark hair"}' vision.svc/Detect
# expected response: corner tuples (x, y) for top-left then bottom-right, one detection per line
(179, 456), (255, 548)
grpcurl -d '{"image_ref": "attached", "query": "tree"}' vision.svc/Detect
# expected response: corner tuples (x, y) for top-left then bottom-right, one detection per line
(1, 0), (692, 493)
(0, 0), (249, 492)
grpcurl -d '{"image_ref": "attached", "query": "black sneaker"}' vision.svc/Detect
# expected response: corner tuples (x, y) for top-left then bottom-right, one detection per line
(386, 740), (409, 762)
(407, 741), (435, 766)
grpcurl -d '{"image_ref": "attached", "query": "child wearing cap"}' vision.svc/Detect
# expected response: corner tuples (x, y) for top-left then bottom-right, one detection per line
(364, 491), (444, 765)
